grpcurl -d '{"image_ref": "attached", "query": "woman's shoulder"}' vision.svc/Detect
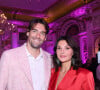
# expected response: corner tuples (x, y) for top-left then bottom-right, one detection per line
(77, 67), (93, 75)
(51, 67), (60, 74)
(51, 68), (55, 71)
(51, 68), (56, 74)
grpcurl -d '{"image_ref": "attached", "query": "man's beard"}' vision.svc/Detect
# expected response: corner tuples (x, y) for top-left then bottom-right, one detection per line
(30, 38), (43, 49)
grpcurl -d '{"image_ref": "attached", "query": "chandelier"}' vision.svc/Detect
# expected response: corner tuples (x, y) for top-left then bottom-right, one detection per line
(0, 10), (7, 35)
(0, 10), (17, 35)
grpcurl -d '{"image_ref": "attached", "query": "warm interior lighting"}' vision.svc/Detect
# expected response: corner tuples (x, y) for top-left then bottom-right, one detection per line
(0, 10), (17, 35)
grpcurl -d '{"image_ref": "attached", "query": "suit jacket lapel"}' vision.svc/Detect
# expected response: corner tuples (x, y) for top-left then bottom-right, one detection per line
(58, 67), (77, 88)
(66, 68), (77, 84)
(18, 44), (33, 88)
(42, 50), (51, 88)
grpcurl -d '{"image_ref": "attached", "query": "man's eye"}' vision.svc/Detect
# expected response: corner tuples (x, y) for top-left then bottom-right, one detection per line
(41, 32), (46, 35)
(32, 30), (37, 32)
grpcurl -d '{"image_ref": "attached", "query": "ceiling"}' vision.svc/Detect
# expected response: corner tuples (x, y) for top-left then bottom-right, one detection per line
(0, 0), (94, 23)
(0, 0), (58, 12)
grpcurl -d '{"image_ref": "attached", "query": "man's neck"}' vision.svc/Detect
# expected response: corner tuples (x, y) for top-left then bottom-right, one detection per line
(26, 43), (40, 58)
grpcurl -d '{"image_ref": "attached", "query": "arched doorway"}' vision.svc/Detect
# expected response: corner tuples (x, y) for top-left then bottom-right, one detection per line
(66, 24), (79, 37)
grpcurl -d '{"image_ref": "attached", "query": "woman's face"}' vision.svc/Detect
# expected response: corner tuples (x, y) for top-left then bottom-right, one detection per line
(56, 40), (73, 63)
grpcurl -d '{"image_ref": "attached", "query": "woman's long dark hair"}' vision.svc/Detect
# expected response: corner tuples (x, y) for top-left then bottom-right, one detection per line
(53, 36), (82, 71)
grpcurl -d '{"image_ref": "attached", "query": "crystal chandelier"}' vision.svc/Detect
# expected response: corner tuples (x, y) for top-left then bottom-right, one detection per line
(0, 10), (7, 35)
(0, 10), (17, 35)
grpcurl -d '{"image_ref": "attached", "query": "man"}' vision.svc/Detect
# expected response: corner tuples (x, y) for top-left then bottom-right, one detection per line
(0, 18), (52, 90)
(96, 44), (100, 80)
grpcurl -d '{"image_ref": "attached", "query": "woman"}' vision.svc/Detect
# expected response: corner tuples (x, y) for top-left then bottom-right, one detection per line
(48, 36), (95, 90)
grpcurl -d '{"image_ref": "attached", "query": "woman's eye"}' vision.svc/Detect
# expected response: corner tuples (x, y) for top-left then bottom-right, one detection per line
(57, 47), (61, 49)
(66, 48), (70, 49)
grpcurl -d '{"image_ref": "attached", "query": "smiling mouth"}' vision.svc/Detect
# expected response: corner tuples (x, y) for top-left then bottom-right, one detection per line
(33, 39), (41, 42)
(60, 55), (66, 58)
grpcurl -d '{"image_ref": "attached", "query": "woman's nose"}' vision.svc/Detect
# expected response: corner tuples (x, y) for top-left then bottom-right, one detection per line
(61, 49), (64, 53)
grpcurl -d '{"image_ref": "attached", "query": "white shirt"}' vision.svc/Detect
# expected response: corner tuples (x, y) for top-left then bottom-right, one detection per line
(25, 46), (46, 90)
(96, 64), (100, 80)
(97, 51), (100, 64)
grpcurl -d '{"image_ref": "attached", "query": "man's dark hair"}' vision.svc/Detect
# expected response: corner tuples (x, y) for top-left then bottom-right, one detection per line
(28, 18), (49, 34)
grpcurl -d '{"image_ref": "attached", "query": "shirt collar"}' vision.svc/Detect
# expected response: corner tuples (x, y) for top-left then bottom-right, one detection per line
(25, 43), (43, 59)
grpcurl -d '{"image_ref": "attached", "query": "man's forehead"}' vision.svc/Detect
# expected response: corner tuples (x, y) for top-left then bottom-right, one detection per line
(31, 23), (46, 32)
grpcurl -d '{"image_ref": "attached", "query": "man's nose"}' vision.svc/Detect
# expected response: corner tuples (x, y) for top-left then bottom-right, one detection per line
(36, 32), (41, 38)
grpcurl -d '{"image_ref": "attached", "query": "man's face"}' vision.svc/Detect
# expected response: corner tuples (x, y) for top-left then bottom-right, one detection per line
(27, 23), (47, 49)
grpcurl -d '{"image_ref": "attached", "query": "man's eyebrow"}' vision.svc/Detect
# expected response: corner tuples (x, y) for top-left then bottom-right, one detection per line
(41, 31), (46, 33)
(31, 29), (37, 30)
(31, 29), (46, 33)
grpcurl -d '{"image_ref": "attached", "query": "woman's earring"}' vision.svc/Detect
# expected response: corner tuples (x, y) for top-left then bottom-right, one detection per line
(71, 58), (75, 65)
(56, 58), (60, 65)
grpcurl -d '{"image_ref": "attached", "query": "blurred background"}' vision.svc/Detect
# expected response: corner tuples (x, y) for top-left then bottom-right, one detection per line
(0, 0), (100, 89)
